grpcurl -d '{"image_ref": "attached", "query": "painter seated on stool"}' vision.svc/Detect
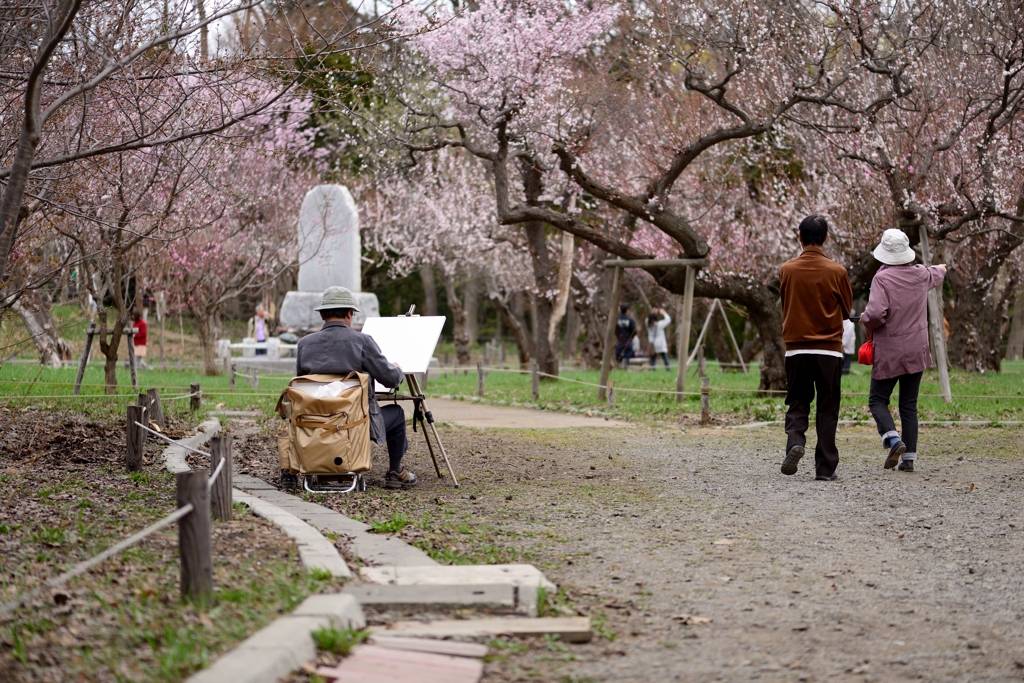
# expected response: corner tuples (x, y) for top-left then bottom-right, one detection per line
(286, 286), (417, 491)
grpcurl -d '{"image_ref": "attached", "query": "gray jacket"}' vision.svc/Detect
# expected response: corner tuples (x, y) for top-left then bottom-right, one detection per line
(295, 321), (404, 445)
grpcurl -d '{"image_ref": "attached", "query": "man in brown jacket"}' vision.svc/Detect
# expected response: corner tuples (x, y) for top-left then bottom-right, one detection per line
(779, 215), (853, 480)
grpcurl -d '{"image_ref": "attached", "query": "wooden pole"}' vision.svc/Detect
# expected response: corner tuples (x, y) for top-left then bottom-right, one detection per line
(125, 327), (138, 392)
(73, 325), (96, 395)
(687, 304), (718, 367)
(919, 226), (952, 403)
(598, 265), (623, 400)
(700, 376), (711, 426)
(126, 405), (145, 472)
(138, 392), (152, 421)
(531, 359), (540, 401)
(176, 470), (213, 605)
(190, 383), (201, 412)
(157, 292), (166, 372)
(209, 436), (233, 521)
(716, 299), (748, 374)
(477, 361), (485, 397)
(229, 363), (236, 390)
(675, 266), (695, 402)
(147, 388), (165, 430)
(252, 368), (259, 391)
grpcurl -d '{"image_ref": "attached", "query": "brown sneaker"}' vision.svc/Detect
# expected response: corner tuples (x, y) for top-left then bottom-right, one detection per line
(884, 441), (906, 470)
(384, 468), (419, 489)
(898, 460), (914, 472)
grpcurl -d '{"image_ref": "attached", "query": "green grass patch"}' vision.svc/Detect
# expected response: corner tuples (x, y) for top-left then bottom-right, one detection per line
(311, 626), (370, 656)
(368, 512), (412, 534)
(427, 360), (1024, 425)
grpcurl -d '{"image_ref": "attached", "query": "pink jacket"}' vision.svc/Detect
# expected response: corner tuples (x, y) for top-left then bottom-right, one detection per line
(861, 264), (945, 380)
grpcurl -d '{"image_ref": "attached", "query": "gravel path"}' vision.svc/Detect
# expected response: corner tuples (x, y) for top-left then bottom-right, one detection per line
(242, 416), (1024, 682)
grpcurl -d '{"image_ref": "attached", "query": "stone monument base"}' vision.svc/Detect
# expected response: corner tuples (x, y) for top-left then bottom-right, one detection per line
(279, 291), (380, 331)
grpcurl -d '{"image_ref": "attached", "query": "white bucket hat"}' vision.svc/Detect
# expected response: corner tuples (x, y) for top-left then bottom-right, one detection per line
(872, 228), (916, 266)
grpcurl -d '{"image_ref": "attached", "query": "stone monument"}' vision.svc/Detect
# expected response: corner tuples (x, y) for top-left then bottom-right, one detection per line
(279, 185), (380, 331)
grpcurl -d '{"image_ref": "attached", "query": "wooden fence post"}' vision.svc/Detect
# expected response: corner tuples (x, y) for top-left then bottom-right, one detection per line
(477, 361), (485, 397)
(598, 265), (623, 401)
(531, 359), (540, 401)
(608, 380), (615, 408)
(209, 436), (233, 521)
(190, 383), (201, 412)
(176, 470), (213, 605)
(73, 325), (97, 395)
(700, 376), (711, 426)
(126, 405), (145, 472)
(138, 392), (152, 422)
(919, 225), (952, 403)
(147, 388), (165, 429)
(229, 363), (236, 390)
(252, 368), (259, 391)
(675, 266), (696, 402)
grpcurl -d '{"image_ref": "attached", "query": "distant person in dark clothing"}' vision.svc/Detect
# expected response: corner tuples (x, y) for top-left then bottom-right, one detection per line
(778, 215), (853, 481)
(294, 287), (415, 491)
(614, 304), (636, 366)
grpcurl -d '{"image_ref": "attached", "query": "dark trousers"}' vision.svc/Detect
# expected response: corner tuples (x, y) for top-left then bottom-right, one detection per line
(380, 404), (409, 473)
(649, 351), (669, 368)
(784, 354), (842, 477)
(842, 354), (852, 375)
(868, 372), (922, 456)
(615, 343), (634, 363)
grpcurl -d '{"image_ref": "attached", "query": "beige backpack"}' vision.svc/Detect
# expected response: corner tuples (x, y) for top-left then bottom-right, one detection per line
(275, 373), (373, 475)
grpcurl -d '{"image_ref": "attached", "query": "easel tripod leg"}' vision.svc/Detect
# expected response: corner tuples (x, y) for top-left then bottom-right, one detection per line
(417, 398), (444, 478)
(407, 374), (460, 488)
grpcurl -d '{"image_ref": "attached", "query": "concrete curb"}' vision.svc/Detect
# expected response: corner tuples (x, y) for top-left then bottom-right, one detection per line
(184, 594), (365, 683)
(163, 417), (221, 472)
(233, 489), (352, 579)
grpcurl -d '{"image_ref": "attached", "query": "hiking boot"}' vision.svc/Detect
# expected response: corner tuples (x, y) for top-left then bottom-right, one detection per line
(815, 474), (839, 481)
(280, 469), (298, 491)
(781, 444), (804, 476)
(884, 441), (907, 470)
(385, 468), (419, 489)
(898, 459), (914, 473)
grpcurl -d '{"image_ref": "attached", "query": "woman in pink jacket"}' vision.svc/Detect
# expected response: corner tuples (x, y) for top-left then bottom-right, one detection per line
(860, 229), (946, 473)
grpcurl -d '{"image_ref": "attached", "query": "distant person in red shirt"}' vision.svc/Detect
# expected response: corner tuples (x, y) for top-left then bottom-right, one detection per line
(132, 311), (149, 369)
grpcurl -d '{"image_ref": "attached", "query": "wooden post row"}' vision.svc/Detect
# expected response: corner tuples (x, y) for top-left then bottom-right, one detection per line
(209, 436), (233, 521)
(125, 405), (146, 472)
(190, 383), (201, 412)
(176, 470), (213, 605)
(477, 361), (485, 397)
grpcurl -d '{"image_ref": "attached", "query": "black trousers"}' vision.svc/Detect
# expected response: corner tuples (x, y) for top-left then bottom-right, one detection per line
(649, 351), (670, 368)
(784, 354), (842, 477)
(868, 372), (922, 456)
(380, 404), (409, 473)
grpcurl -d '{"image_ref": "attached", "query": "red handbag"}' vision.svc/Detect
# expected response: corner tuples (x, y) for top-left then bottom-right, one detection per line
(858, 330), (873, 365)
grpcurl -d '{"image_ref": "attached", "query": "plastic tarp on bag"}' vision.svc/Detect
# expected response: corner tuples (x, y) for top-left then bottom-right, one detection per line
(275, 373), (372, 474)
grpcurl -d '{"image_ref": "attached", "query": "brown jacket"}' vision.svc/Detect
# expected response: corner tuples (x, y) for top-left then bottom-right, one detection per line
(779, 245), (853, 353)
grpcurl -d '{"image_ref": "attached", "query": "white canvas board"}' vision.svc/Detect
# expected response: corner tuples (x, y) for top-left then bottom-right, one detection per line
(360, 317), (445, 390)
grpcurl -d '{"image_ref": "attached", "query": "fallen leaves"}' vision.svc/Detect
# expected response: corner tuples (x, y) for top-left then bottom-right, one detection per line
(673, 614), (712, 625)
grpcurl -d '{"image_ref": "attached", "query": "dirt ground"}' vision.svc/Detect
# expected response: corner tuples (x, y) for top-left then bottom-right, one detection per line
(244, 418), (1024, 683)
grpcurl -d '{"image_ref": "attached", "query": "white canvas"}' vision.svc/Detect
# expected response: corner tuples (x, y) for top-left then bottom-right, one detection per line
(360, 316), (446, 376)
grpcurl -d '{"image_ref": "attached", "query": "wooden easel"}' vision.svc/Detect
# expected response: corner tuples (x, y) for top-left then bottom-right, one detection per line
(384, 373), (460, 488)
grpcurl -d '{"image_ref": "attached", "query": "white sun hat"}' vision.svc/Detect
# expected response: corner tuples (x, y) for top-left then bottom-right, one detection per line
(872, 228), (916, 266)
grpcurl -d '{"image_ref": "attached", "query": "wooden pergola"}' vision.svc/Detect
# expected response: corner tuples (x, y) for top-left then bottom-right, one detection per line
(598, 258), (708, 402)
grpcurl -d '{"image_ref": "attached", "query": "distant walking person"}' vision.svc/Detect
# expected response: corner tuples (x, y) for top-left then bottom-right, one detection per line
(614, 304), (637, 366)
(132, 311), (149, 370)
(860, 229), (946, 473)
(842, 312), (856, 375)
(248, 304), (269, 356)
(646, 308), (672, 369)
(779, 215), (853, 481)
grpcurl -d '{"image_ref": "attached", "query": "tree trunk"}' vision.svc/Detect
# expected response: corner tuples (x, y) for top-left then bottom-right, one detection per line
(945, 233), (1020, 373)
(11, 290), (74, 367)
(520, 162), (560, 378)
(464, 271), (482, 347)
(419, 265), (438, 316)
(193, 309), (222, 375)
(657, 268), (786, 393)
(491, 293), (533, 368)
(563, 301), (580, 361)
(1006, 287), (1024, 361)
(443, 275), (472, 367)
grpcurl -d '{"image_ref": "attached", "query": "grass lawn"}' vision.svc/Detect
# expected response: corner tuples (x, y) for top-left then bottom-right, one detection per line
(425, 360), (1024, 426)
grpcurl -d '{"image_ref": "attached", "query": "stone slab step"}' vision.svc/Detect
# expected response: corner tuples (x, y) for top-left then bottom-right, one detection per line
(315, 644), (483, 683)
(368, 636), (488, 659)
(343, 583), (516, 612)
(371, 616), (592, 643)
